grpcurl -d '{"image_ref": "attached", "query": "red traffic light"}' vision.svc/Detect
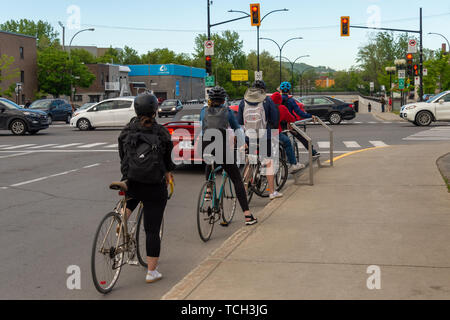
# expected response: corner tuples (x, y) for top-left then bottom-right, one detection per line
(342, 18), (348, 24)
(341, 16), (350, 37)
(251, 5), (258, 12)
(406, 53), (413, 60)
(250, 3), (261, 26)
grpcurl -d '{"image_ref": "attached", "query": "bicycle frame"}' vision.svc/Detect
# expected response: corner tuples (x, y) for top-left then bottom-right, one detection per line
(206, 163), (233, 213)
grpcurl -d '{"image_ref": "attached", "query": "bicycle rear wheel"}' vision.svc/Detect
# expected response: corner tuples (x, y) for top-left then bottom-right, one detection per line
(275, 157), (289, 192)
(91, 212), (124, 294)
(221, 176), (237, 224)
(197, 181), (215, 242)
(136, 207), (164, 268)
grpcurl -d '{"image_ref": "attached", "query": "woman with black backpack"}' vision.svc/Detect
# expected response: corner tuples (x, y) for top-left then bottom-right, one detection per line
(118, 93), (175, 283)
(200, 86), (257, 226)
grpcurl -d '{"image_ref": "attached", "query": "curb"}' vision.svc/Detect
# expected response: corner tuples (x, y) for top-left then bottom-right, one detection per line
(161, 183), (299, 300)
(371, 112), (405, 123)
(436, 152), (450, 193)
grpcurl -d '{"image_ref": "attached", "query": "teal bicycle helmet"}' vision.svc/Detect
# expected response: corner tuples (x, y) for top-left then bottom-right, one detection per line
(280, 81), (292, 93)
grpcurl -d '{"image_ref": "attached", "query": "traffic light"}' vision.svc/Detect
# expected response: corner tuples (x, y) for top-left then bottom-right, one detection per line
(250, 4), (261, 27)
(205, 55), (212, 75)
(341, 16), (350, 36)
(413, 64), (419, 76)
(406, 53), (413, 77)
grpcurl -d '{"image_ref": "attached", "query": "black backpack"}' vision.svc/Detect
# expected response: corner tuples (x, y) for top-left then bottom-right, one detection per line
(125, 126), (165, 184)
(202, 106), (229, 133)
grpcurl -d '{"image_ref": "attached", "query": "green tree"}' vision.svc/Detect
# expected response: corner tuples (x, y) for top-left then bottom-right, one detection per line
(37, 45), (95, 97)
(246, 51), (290, 92)
(0, 54), (20, 97)
(122, 46), (141, 64)
(0, 19), (59, 49)
(97, 47), (124, 64)
(424, 51), (450, 93)
(69, 48), (97, 64)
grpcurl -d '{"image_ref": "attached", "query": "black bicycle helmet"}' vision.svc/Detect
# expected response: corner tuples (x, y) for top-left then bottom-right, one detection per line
(134, 93), (159, 117)
(208, 86), (227, 102)
(252, 80), (266, 91)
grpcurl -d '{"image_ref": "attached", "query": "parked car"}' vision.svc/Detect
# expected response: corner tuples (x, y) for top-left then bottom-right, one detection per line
(400, 91), (450, 126)
(295, 95), (356, 125)
(70, 97), (136, 131)
(0, 98), (49, 135)
(29, 99), (73, 124)
(158, 99), (184, 117)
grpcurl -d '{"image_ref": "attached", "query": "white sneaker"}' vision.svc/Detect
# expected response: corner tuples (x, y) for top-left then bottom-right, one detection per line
(269, 191), (283, 201)
(146, 270), (163, 283)
(289, 163), (305, 173)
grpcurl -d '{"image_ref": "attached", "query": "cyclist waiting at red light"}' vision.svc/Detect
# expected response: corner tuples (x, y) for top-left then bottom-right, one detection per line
(271, 91), (305, 173)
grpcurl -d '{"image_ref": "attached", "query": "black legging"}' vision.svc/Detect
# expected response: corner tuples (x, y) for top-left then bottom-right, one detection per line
(126, 181), (167, 258)
(205, 164), (249, 212)
(291, 129), (316, 151)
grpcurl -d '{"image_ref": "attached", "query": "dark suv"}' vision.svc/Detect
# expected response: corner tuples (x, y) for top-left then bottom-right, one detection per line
(29, 99), (73, 124)
(0, 98), (49, 135)
(158, 99), (184, 117)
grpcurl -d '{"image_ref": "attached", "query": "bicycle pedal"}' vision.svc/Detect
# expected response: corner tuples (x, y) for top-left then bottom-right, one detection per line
(220, 222), (229, 227)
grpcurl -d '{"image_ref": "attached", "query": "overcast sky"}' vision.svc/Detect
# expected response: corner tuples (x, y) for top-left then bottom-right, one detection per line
(2, 0), (449, 70)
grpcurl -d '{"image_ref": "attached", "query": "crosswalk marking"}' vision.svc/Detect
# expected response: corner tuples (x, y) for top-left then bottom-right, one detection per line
(370, 141), (388, 147)
(2, 144), (36, 150)
(318, 141), (330, 149)
(0, 145), (11, 148)
(403, 127), (450, 141)
(343, 141), (361, 148)
(78, 143), (107, 149)
(52, 143), (83, 149)
(104, 144), (118, 148)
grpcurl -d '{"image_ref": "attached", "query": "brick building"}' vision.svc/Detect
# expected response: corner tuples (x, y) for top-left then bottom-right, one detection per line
(0, 31), (38, 104)
(74, 64), (131, 104)
(128, 64), (206, 102)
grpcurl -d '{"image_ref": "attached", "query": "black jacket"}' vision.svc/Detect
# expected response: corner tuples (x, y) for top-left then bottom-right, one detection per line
(118, 118), (175, 182)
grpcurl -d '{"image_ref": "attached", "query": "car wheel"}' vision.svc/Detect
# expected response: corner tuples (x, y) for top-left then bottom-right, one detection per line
(10, 119), (27, 135)
(47, 115), (53, 125)
(77, 118), (91, 131)
(29, 130), (39, 135)
(415, 111), (433, 126)
(66, 114), (71, 124)
(328, 112), (342, 125)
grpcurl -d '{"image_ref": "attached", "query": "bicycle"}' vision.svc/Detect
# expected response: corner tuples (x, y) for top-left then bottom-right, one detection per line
(196, 155), (238, 242)
(242, 145), (288, 205)
(91, 180), (173, 294)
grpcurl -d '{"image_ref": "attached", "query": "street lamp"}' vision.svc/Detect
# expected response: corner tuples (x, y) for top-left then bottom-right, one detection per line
(68, 28), (95, 102)
(260, 37), (303, 84)
(229, 8), (288, 72)
(277, 55), (310, 95)
(58, 21), (65, 51)
(428, 32), (450, 53)
(385, 66), (396, 111)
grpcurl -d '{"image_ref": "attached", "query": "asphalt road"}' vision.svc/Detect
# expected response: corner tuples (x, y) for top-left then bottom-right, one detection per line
(0, 111), (449, 299)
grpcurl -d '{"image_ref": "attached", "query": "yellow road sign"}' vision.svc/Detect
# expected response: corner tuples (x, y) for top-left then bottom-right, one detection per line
(231, 70), (249, 81)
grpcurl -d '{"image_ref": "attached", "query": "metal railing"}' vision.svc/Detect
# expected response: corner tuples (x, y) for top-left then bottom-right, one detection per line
(289, 117), (334, 185)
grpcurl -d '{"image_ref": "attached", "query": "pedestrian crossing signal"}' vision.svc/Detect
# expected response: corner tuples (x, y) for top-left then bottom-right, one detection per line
(413, 64), (419, 76)
(205, 56), (212, 75)
(341, 16), (350, 36)
(250, 4), (261, 27)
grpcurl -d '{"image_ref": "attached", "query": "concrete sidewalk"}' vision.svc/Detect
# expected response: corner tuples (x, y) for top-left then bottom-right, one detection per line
(372, 112), (406, 122)
(163, 143), (450, 300)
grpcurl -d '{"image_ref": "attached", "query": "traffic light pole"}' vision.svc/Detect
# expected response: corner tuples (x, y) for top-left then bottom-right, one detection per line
(350, 8), (424, 101)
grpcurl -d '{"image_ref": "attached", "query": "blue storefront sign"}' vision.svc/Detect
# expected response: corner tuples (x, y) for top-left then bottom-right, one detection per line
(128, 64), (206, 78)
(176, 81), (180, 96)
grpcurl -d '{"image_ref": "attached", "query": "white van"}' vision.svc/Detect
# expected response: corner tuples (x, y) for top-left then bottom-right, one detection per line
(70, 97), (136, 131)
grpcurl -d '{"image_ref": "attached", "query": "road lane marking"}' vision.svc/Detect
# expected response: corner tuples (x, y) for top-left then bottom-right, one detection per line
(0, 152), (32, 159)
(326, 146), (390, 163)
(370, 141), (388, 147)
(0, 145), (11, 148)
(104, 144), (118, 148)
(28, 144), (58, 149)
(9, 163), (102, 188)
(52, 143), (83, 148)
(2, 144), (36, 150)
(78, 143), (108, 149)
(318, 141), (330, 149)
(343, 141), (361, 148)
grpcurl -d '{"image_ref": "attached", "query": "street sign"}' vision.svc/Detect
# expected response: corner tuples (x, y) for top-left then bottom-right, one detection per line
(231, 70), (249, 82)
(423, 68), (428, 76)
(370, 82), (374, 91)
(408, 39), (417, 53)
(399, 78), (405, 90)
(255, 71), (263, 81)
(398, 70), (406, 79)
(205, 75), (215, 87)
(204, 40), (214, 56)
(414, 76), (420, 86)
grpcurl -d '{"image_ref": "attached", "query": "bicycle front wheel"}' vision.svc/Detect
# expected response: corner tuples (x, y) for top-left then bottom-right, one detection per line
(275, 157), (289, 192)
(136, 207), (164, 268)
(221, 176), (237, 224)
(91, 212), (124, 294)
(197, 181), (215, 242)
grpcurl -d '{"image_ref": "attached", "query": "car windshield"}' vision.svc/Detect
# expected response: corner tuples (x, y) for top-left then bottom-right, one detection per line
(30, 100), (51, 110)
(0, 99), (21, 109)
(162, 101), (177, 106)
(428, 92), (447, 103)
(79, 103), (94, 110)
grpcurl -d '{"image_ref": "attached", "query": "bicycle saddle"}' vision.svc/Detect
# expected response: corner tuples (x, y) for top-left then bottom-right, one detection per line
(109, 181), (128, 192)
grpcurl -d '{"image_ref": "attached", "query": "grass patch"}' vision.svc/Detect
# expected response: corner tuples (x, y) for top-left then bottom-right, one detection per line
(444, 176), (450, 193)
(392, 110), (400, 115)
